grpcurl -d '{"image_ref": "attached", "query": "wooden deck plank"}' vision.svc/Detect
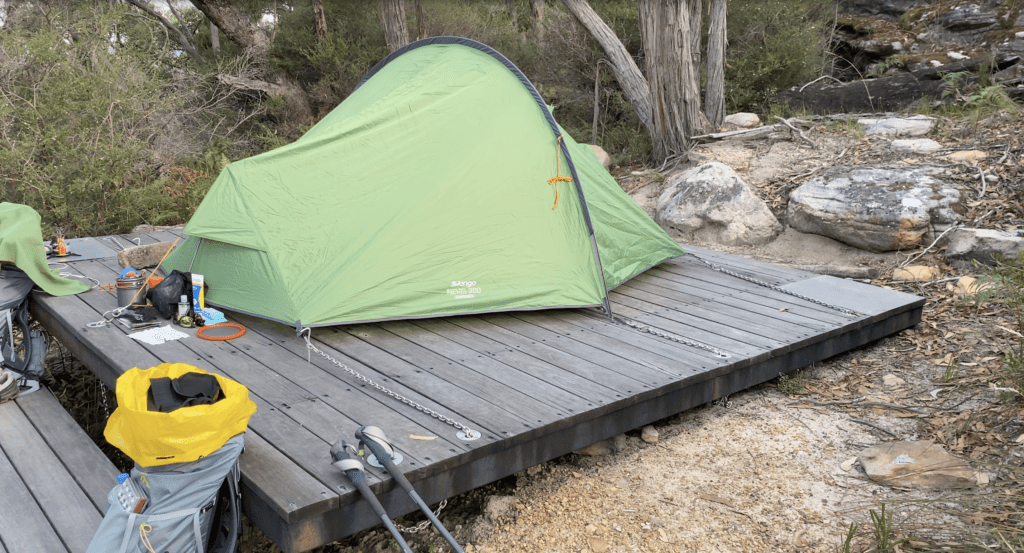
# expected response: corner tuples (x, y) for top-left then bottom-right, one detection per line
(485, 313), (691, 379)
(374, 320), (596, 415)
(634, 271), (839, 331)
(647, 264), (856, 324)
(0, 400), (102, 553)
(608, 300), (772, 360)
(615, 281), (814, 345)
(16, 389), (119, 513)
(676, 245), (812, 281)
(512, 311), (726, 371)
(615, 281), (837, 357)
(317, 326), (525, 439)
(412, 318), (622, 404)
(27, 231), (925, 553)
(453, 314), (678, 391)
(0, 438), (69, 553)
(237, 315), (488, 456)
(346, 323), (569, 425)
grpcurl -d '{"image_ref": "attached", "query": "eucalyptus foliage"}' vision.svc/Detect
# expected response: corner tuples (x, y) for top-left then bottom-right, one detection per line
(0, 6), (259, 236)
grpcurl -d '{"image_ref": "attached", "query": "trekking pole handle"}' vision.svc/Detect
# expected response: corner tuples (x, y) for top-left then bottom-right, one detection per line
(355, 427), (465, 553)
(329, 441), (414, 553)
(330, 441), (366, 483)
(355, 426), (395, 463)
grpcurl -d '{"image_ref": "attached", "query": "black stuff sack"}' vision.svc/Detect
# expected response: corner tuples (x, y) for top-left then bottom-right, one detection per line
(148, 270), (192, 319)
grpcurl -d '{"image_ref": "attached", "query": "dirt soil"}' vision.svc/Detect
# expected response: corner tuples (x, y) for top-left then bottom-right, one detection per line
(241, 115), (1024, 553)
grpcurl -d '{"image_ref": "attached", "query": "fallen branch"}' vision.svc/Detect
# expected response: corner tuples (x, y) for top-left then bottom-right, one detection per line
(849, 418), (900, 439)
(774, 116), (817, 148)
(788, 397), (929, 415)
(899, 224), (962, 268)
(690, 124), (785, 142)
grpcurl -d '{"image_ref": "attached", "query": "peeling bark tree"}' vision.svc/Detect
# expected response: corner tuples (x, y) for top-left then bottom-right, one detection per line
(638, 0), (705, 160)
(210, 21), (220, 51)
(562, 0), (709, 162)
(506, 0), (518, 31)
(312, 0), (328, 42)
(381, 0), (410, 52)
(415, 0), (428, 40)
(705, 0), (726, 128)
(188, 0), (271, 57)
(530, 0), (545, 37)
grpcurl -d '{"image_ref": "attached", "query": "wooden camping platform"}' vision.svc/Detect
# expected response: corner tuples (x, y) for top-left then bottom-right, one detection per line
(30, 229), (924, 553)
(0, 387), (119, 553)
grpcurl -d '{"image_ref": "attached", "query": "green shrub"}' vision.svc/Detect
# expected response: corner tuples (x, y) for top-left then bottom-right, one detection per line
(725, 0), (832, 111)
(0, 7), (272, 237)
(0, 10), (175, 235)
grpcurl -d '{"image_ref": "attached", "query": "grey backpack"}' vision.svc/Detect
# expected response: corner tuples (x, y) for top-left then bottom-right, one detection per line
(86, 434), (244, 553)
(0, 266), (46, 386)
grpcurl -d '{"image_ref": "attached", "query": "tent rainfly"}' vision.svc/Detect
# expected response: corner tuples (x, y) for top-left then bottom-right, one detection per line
(165, 37), (684, 329)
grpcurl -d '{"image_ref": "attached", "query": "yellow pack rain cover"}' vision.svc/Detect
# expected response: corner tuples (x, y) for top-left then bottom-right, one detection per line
(104, 363), (257, 466)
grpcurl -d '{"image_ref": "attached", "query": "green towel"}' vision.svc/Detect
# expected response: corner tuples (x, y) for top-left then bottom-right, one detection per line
(0, 203), (91, 296)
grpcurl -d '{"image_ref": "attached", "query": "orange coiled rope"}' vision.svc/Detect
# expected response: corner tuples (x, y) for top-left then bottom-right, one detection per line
(548, 135), (572, 210)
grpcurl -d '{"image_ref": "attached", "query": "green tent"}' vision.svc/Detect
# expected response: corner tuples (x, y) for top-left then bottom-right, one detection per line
(166, 37), (683, 329)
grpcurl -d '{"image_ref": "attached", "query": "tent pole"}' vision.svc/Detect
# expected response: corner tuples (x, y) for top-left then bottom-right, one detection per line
(187, 238), (204, 272)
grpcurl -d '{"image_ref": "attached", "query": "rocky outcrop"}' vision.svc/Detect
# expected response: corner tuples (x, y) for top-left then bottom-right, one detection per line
(774, 58), (1024, 114)
(946, 228), (1024, 270)
(859, 115), (935, 137)
(787, 166), (963, 252)
(780, 0), (1024, 112)
(891, 138), (942, 154)
(656, 162), (782, 246)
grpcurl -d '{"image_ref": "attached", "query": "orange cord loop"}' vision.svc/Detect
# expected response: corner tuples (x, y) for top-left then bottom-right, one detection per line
(197, 323), (246, 341)
(548, 135), (572, 210)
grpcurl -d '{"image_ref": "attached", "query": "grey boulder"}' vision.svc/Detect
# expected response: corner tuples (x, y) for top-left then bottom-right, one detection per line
(656, 162), (782, 246)
(787, 166), (963, 252)
(946, 228), (1024, 270)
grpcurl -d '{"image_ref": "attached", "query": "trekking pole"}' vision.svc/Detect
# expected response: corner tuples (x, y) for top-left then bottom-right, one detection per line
(330, 440), (414, 553)
(355, 426), (466, 553)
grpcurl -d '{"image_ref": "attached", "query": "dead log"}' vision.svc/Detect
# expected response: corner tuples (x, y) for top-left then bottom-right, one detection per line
(216, 74), (312, 121)
(772, 58), (1022, 114)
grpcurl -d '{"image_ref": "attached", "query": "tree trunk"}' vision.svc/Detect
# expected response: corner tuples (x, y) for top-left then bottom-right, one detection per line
(689, 0), (701, 81)
(415, 0), (427, 40)
(704, 0), (726, 128)
(380, 0), (409, 53)
(188, 0), (271, 57)
(312, 0), (328, 42)
(638, 0), (705, 160)
(506, 0), (518, 30)
(530, 0), (545, 37)
(560, 0), (652, 135)
(210, 20), (220, 51)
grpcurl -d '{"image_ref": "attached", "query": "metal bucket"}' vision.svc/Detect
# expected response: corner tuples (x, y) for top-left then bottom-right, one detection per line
(116, 276), (147, 307)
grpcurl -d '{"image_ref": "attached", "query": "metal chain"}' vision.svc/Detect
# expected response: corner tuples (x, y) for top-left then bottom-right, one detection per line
(302, 331), (480, 441)
(688, 253), (858, 316)
(394, 499), (448, 533)
(615, 317), (730, 358)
